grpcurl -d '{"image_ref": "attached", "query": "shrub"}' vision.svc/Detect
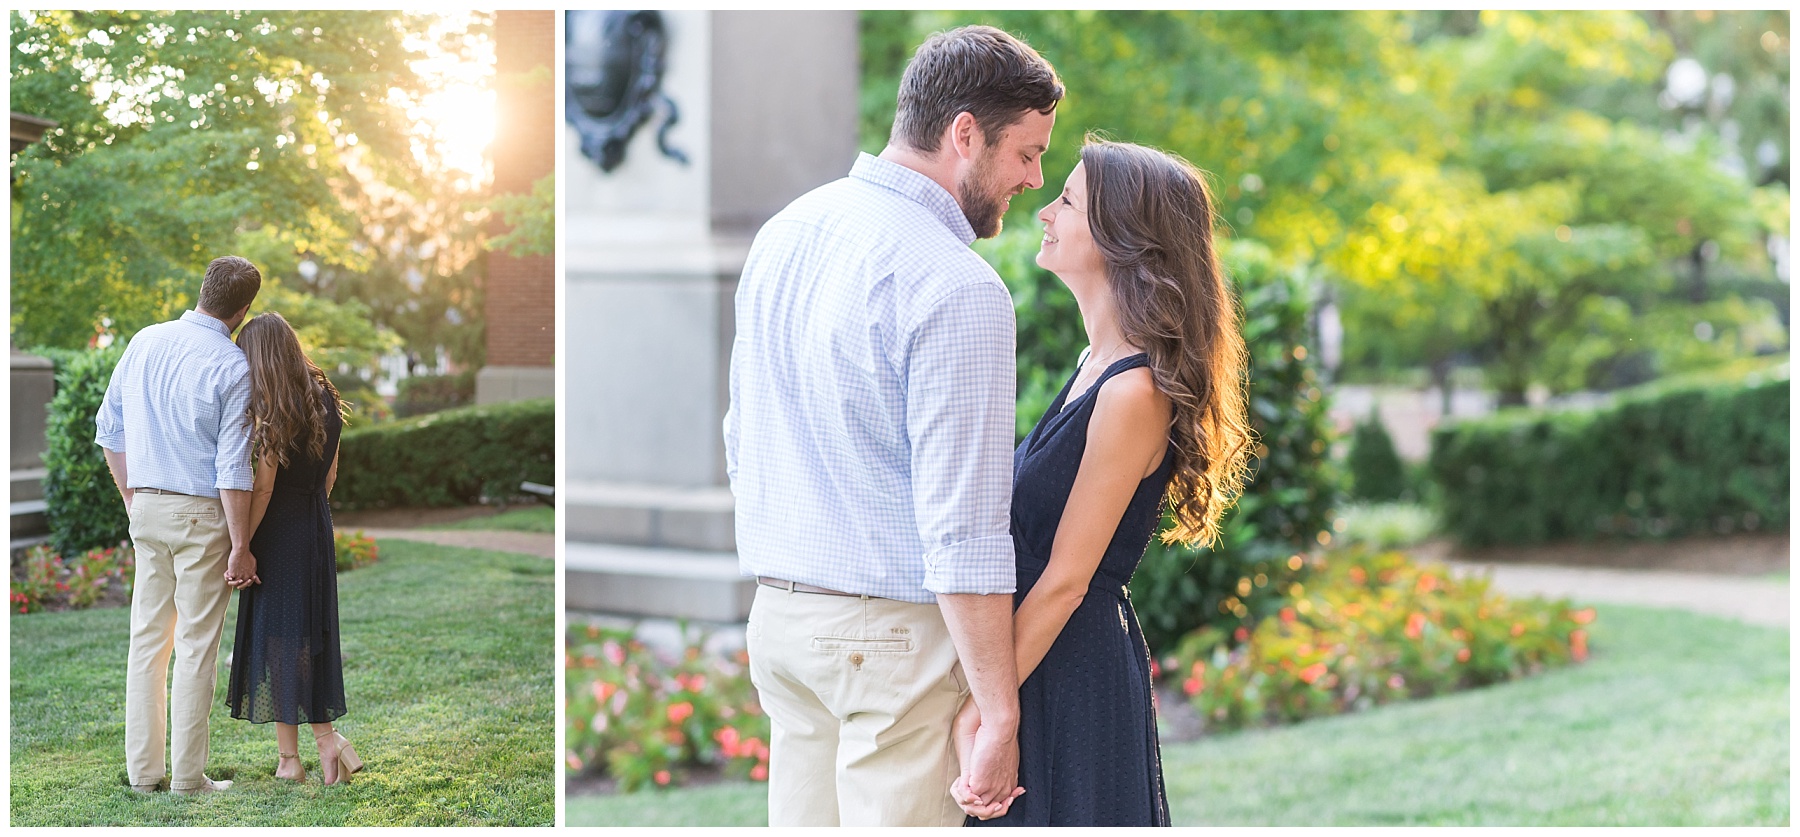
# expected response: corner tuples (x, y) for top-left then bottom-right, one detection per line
(41, 346), (130, 556)
(565, 623), (770, 791)
(1347, 406), (1406, 501)
(334, 530), (379, 572)
(394, 370), (477, 418)
(331, 397), (553, 510)
(1336, 502), (1438, 551)
(1429, 367), (1788, 546)
(1163, 548), (1590, 731)
(10, 540), (134, 614)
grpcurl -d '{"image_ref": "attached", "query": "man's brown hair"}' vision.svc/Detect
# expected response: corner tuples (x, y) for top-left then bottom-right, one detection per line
(890, 25), (1064, 154)
(197, 255), (262, 317)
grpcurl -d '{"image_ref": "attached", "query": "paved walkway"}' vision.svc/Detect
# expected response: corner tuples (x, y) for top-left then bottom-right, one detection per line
(1444, 560), (1788, 627)
(351, 527), (554, 559)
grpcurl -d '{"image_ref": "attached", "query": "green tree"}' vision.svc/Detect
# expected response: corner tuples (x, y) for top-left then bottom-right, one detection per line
(9, 11), (490, 371)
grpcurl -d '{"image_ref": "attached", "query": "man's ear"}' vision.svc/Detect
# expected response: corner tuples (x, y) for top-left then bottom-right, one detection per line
(947, 111), (982, 162)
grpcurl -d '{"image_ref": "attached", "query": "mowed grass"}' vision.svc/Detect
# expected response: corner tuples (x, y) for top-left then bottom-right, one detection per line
(423, 505), (554, 534)
(11, 540), (556, 826)
(566, 604), (1788, 827)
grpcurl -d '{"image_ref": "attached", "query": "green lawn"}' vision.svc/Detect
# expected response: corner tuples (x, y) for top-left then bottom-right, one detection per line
(11, 540), (555, 826)
(567, 604), (1788, 826)
(423, 506), (554, 534)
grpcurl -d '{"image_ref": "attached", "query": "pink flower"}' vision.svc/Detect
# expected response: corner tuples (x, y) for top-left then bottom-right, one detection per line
(567, 753), (584, 771)
(654, 770), (671, 786)
(750, 764), (768, 781)
(602, 640), (626, 666)
(666, 701), (694, 724)
(1183, 677), (1204, 696)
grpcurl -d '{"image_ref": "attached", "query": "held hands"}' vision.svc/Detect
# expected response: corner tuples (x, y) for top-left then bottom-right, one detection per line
(949, 698), (1024, 820)
(224, 547), (260, 589)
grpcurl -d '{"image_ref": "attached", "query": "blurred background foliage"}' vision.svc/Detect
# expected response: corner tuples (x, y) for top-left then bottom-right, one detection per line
(10, 10), (499, 386)
(862, 10), (1788, 406)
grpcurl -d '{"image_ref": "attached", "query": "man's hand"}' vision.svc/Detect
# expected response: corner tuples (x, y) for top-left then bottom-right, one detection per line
(953, 712), (1023, 820)
(225, 546), (260, 589)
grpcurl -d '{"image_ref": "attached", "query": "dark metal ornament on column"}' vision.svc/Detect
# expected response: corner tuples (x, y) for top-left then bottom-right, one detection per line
(565, 10), (690, 172)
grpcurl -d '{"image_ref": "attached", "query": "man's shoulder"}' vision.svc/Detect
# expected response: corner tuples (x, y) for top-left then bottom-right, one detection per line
(122, 317), (246, 376)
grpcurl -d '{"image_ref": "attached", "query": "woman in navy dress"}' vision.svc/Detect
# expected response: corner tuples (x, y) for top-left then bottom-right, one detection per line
(226, 312), (363, 785)
(957, 139), (1254, 826)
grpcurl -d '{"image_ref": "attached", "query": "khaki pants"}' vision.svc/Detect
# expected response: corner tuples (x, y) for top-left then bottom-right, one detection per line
(746, 585), (968, 826)
(124, 492), (232, 791)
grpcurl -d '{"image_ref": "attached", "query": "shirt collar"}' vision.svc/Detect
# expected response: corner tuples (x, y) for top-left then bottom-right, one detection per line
(849, 152), (977, 246)
(180, 309), (233, 338)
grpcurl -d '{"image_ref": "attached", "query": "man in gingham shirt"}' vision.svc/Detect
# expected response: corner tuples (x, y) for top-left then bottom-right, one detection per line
(97, 256), (263, 795)
(725, 26), (1063, 826)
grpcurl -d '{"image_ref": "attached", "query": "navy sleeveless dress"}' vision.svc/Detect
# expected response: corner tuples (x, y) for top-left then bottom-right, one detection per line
(226, 388), (347, 725)
(970, 353), (1173, 827)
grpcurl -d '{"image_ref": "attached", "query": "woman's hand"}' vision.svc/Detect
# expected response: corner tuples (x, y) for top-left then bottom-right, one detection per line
(949, 698), (1023, 820)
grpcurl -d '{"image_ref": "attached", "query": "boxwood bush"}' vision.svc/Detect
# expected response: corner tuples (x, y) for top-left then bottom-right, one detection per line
(40, 346), (130, 556)
(1429, 367), (1788, 547)
(331, 397), (553, 510)
(979, 232), (1342, 653)
(1347, 406), (1406, 501)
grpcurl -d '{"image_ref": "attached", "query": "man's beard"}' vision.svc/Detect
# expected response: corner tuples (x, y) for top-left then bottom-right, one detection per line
(957, 152), (1011, 240)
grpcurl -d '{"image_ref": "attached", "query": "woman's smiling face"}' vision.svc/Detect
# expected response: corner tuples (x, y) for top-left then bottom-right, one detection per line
(1036, 161), (1102, 281)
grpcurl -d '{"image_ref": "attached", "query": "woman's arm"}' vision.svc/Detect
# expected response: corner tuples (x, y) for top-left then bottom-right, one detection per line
(1010, 367), (1172, 686)
(325, 449), (339, 498)
(248, 450), (278, 536)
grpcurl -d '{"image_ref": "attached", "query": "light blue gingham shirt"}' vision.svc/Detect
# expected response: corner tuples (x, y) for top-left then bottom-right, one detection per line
(724, 153), (1018, 603)
(95, 310), (254, 497)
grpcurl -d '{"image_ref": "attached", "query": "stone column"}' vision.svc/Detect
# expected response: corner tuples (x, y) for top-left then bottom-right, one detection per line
(564, 11), (858, 620)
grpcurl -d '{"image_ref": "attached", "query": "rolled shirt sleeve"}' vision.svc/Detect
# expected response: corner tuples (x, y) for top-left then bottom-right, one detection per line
(213, 369), (254, 491)
(906, 281), (1018, 596)
(94, 360), (128, 452)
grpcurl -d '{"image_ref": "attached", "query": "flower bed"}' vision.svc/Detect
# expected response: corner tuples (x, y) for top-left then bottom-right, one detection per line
(1163, 548), (1593, 731)
(11, 530), (380, 616)
(10, 541), (133, 614)
(565, 624), (770, 792)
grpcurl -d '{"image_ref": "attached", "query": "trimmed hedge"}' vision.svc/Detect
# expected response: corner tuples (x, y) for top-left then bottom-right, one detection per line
(39, 346), (130, 556)
(1429, 368), (1788, 547)
(331, 397), (553, 510)
(1347, 406), (1406, 502)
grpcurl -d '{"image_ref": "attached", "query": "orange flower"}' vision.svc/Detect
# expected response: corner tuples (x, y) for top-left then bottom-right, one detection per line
(1297, 663), (1328, 685)
(1279, 607), (1297, 624)
(1415, 573), (1438, 595)
(1405, 612), (1427, 640)
(666, 701), (694, 724)
(1510, 622), (1525, 637)
(1571, 608), (1596, 625)
(1455, 647), (1470, 663)
(1348, 567), (1367, 585)
(1570, 629), (1588, 662)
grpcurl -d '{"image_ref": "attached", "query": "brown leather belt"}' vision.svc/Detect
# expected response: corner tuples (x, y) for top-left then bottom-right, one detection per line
(135, 488), (197, 497)
(757, 576), (865, 598)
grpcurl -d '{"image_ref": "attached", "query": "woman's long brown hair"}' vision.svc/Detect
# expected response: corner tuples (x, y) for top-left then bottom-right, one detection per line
(236, 312), (344, 469)
(1082, 138), (1255, 548)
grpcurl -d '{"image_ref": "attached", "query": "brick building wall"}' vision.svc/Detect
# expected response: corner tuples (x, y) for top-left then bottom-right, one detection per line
(480, 10), (555, 400)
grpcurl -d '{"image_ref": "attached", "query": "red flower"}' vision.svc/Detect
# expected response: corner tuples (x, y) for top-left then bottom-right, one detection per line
(1455, 647), (1471, 663)
(1233, 626), (1250, 642)
(1279, 607), (1297, 624)
(714, 725), (741, 757)
(1183, 677), (1203, 696)
(666, 701), (694, 724)
(654, 770), (671, 786)
(1297, 663), (1328, 685)
(1404, 612), (1427, 640)
(1148, 659), (1161, 680)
